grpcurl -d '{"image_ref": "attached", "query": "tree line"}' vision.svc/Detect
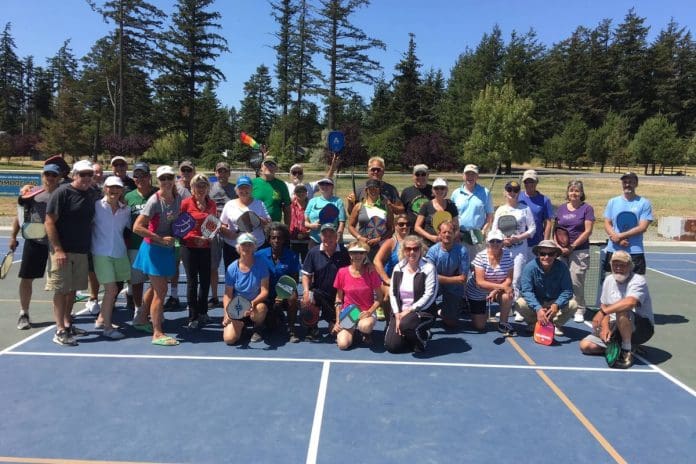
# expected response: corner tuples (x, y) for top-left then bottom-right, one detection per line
(0, 2), (695, 175)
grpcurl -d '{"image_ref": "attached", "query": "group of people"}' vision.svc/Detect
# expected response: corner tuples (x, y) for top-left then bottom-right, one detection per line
(10, 155), (655, 368)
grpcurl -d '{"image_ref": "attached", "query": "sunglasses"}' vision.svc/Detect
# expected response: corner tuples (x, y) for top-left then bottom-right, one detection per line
(404, 246), (420, 252)
(414, 172), (427, 177)
(505, 187), (521, 193)
(78, 171), (94, 178)
(180, 167), (193, 173)
(158, 175), (175, 181)
(216, 169), (229, 173)
(349, 250), (367, 254)
(488, 239), (503, 244)
(434, 186), (447, 191)
(134, 173), (149, 179)
(396, 222), (409, 227)
(44, 172), (59, 178)
(538, 251), (557, 257)
(369, 167), (383, 173)
(291, 170), (303, 175)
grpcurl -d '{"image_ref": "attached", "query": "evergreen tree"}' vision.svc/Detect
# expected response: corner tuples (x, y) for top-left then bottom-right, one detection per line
(0, 23), (22, 133)
(39, 78), (89, 160)
(391, 33), (421, 141)
(629, 114), (683, 174)
(238, 65), (276, 143)
(315, 0), (385, 130)
(48, 40), (79, 93)
(557, 114), (588, 168)
(270, 0), (298, 124)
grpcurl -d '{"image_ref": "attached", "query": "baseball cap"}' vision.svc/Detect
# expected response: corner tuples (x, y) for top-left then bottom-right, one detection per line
(179, 160), (194, 170)
(262, 155), (277, 166)
(486, 229), (505, 243)
(155, 165), (176, 178)
(110, 156), (127, 166)
(505, 180), (521, 191)
(463, 164), (479, 174)
(133, 162), (150, 174)
(317, 177), (334, 185)
(215, 161), (230, 171)
(620, 172), (638, 182)
(72, 159), (94, 173)
(43, 164), (61, 175)
(413, 164), (429, 174)
(236, 175), (252, 187)
(237, 233), (256, 245)
(293, 184), (308, 193)
(522, 169), (538, 182)
(610, 250), (633, 264)
(290, 163), (303, 173)
(320, 223), (337, 233)
(432, 177), (448, 188)
(104, 176), (124, 188)
(365, 179), (381, 189)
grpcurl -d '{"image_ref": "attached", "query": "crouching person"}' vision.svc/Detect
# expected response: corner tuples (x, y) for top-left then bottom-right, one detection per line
(579, 251), (654, 369)
(385, 236), (438, 353)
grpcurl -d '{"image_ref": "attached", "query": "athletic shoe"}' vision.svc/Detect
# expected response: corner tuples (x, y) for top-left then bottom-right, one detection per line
(288, 331), (300, 343)
(208, 298), (220, 308)
(85, 299), (100, 315)
(17, 314), (31, 330)
(497, 321), (517, 337)
(250, 330), (263, 343)
(187, 319), (199, 330)
(198, 313), (209, 327)
(164, 296), (180, 310)
(574, 312), (584, 323)
(514, 311), (525, 322)
(53, 330), (77, 346)
(614, 349), (634, 369)
(554, 326), (565, 337)
(305, 326), (320, 342)
(102, 328), (125, 340)
(375, 307), (385, 321)
(94, 321), (120, 330)
(69, 325), (88, 337)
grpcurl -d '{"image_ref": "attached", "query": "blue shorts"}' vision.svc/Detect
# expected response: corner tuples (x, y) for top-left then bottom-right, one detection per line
(133, 241), (176, 277)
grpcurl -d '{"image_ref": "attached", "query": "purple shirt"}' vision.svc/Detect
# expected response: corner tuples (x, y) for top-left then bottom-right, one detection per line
(555, 203), (595, 250)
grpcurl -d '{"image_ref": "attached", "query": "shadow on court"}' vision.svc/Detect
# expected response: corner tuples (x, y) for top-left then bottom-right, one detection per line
(654, 313), (689, 325)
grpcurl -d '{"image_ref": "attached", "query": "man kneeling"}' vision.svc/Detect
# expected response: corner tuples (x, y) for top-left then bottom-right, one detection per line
(579, 251), (654, 369)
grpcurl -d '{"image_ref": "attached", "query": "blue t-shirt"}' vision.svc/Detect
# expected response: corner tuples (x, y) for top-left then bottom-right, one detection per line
(255, 246), (300, 299)
(451, 183), (493, 231)
(603, 195), (653, 254)
(426, 242), (469, 296)
(518, 191), (554, 247)
(225, 260), (270, 302)
(305, 195), (347, 243)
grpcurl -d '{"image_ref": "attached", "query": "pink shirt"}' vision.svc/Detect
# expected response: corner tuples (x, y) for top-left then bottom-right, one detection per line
(333, 266), (381, 312)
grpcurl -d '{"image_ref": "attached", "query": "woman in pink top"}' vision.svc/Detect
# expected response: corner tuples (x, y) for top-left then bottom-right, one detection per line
(332, 240), (383, 349)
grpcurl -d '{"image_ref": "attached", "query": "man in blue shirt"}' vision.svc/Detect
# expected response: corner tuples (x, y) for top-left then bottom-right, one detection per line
(426, 220), (469, 328)
(603, 172), (653, 275)
(451, 164), (493, 264)
(516, 240), (577, 336)
(518, 169), (554, 247)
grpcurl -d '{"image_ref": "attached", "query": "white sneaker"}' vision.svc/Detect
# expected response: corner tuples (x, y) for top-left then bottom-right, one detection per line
(554, 326), (565, 337)
(574, 313), (585, 323)
(514, 311), (525, 322)
(85, 299), (101, 315)
(103, 328), (125, 340)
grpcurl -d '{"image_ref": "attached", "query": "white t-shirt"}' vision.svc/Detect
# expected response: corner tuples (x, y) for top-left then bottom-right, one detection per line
(219, 199), (270, 247)
(600, 273), (654, 324)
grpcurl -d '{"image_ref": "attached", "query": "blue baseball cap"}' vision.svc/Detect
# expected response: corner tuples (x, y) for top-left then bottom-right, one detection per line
(43, 164), (61, 175)
(236, 175), (252, 187)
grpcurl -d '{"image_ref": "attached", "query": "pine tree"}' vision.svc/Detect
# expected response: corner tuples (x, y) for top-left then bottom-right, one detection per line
(391, 33), (421, 141)
(238, 65), (276, 143)
(0, 23), (22, 133)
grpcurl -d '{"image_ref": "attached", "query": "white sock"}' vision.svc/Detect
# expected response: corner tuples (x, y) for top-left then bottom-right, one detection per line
(19, 310), (27, 316)
(133, 306), (142, 321)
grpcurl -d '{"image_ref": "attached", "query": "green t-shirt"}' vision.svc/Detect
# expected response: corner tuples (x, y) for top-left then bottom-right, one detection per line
(252, 177), (290, 222)
(124, 187), (158, 250)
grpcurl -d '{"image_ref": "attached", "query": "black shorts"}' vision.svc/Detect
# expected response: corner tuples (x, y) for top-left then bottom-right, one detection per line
(632, 314), (654, 345)
(18, 239), (49, 279)
(467, 299), (489, 315)
(604, 252), (646, 275)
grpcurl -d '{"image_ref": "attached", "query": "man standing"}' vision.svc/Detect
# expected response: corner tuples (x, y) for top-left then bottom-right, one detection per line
(285, 157), (338, 197)
(580, 251), (654, 369)
(176, 160), (194, 199)
(44, 160), (99, 346)
(208, 162), (237, 307)
(252, 156), (291, 225)
(425, 220), (469, 328)
(516, 240), (577, 336)
(109, 156), (137, 192)
(301, 223), (350, 341)
(603, 172), (652, 275)
(400, 164), (433, 229)
(345, 156), (404, 216)
(518, 169), (554, 247)
(451, 164), (494, 262)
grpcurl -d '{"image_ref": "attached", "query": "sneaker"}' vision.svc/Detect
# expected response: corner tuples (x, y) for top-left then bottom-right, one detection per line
(53, 330), (77, 346)
(208, 297), (220, 308)
(514, 311), (525, 322)
(164, 296), (180, 310)
(614, 349), (634, 369)
(17, 314), (31, 330)
(554, 326), (565, 337)
(250, 330), (263, 343)
(288, 331), (300, 343)
(85, 299), (100, 315)
(94, 321), (119, 330)
(305, 326), (320, 342)
(362, 333), (373, 345)
(497, 321), (517, 337)
(187, 319), (199, 330)
(574, 312), (584, 323)
(198, 313), (209, 327)
(102, 328), (125, 340)
(375, 307), (385, 321)
(69, 325), (88, 337)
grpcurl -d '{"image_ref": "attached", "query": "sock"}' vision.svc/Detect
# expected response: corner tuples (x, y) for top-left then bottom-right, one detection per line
(133, 306), (142, 321)
(621, 341), (632, 351)
(19, 310), (27, 316)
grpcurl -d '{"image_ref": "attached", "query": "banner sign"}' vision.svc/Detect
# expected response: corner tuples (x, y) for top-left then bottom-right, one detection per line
(0, 172), (42, 196)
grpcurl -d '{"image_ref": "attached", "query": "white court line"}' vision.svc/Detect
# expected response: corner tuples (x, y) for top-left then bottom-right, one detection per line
(306, 361), (330, 464)
(647, 267), (696, 285)
(2, 350), (657, 374)
(646, 252), (696, 255)
(583, 321), (696, 398)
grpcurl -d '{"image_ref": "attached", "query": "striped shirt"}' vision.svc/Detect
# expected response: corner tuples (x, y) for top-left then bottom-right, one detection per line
(466, 248), (514, 301)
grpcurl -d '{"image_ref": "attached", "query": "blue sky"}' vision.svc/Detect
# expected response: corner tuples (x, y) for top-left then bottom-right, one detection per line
(4, 0), (696, 109)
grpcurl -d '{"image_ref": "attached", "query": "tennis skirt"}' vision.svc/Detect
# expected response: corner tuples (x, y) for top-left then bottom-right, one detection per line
(133, 240), (177, 278)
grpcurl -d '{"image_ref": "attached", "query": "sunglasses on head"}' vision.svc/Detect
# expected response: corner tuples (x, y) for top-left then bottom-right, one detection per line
(78, 171), (94, 178)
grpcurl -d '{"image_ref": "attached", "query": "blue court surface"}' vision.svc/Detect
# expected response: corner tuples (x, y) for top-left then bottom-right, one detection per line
(646, 251), (696, 284)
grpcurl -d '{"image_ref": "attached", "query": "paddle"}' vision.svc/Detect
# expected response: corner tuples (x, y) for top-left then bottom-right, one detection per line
(553, 222), (570, 248)
(605, 331), (621, 368)
(300, 305), (319, 327)
(0, 250), (14, 280)
(360, 216), (387, 240)
(237, 210), (261, 233)
(498, 214), (518, 238)
(432, 210), (452, 232)
(172, 212), (196, 239)
(533, 321), (554, 346)
(21, 222), (47, 240)
(339, 304), (361, 330)
(615, 211), (639, 233)
(275, 275), (297, 300)
(318, 203), (339, 225)
(201, 214), (222, 239)
(226, 295), (252, 320)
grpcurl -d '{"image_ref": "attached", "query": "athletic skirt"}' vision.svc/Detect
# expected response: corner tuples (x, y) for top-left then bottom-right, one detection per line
(133, 240), (177, 278)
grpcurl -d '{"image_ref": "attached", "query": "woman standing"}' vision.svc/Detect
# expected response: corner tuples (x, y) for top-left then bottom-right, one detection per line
(554, 180), (595, 323)
(385, 235), (438, 353)
(132, 166), (182, 346)
(374, 213), (410, 320)
(223, 233), (269, 345)
(413, 177), (459, 246)
(305, 177), (346, 247)
(332, 240), (383, 349)
(289, 183), (310, 260)
(219, 175), (271, 268)
(348, 179), (393, 259)
(180, 174), (217, 329)
(492, 180), (536, 295)
(465, 230), (516, 335)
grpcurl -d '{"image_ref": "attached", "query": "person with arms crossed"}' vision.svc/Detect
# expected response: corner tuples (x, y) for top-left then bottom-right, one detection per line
(400, 164), (433, 229)
(252, 156), (291, 225)
(517, 169), (554, 246)
(579, 251), (654, 369)
(451, 164), (494, 264)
